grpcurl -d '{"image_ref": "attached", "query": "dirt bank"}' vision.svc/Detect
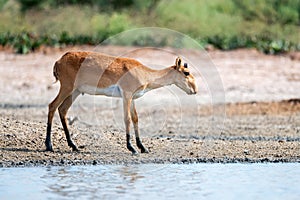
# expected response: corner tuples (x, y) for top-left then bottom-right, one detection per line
(1, 99), (299, 167)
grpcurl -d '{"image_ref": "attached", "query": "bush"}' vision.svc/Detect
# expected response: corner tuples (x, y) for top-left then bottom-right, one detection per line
(17, 0), (135, 11)
(12, 32), (40, 54)
(204, 35), (299, 54)
(0, 31), (298, 54)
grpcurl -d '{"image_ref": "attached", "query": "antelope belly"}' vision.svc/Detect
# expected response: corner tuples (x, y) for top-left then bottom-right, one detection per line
(78, 85), (122, 97)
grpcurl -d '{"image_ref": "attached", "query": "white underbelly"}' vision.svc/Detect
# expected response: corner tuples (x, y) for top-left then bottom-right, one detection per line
(78, 84), (122, 97)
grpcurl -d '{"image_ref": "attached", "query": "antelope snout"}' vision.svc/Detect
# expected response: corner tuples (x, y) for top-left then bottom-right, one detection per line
(190, 91), (197, 95)
(191, 84), (198, 95)
(188, 88), (197, 95)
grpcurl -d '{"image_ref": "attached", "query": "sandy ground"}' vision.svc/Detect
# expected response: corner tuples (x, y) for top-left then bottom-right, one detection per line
(0, 46), (299, 167)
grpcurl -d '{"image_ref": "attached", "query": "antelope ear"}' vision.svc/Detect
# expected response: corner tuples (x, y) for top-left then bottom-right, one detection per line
(175, 57), (182, 70)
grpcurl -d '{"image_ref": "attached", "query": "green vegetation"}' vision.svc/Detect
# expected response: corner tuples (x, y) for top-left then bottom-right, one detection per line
(0, 32), (103, 54)
(0, 0), (299, 54)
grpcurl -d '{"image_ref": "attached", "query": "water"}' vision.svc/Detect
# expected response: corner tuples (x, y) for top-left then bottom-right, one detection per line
(1, 163), (299, 200)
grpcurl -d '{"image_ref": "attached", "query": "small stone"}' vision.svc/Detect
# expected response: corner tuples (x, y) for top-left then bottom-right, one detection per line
(244, 150), (250, 155)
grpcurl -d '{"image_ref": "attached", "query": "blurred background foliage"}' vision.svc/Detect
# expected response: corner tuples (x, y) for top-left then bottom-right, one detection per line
(0, 0), (299, 54)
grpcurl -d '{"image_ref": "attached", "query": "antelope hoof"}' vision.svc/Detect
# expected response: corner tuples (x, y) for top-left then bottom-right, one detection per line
(128, 146), (138, 156)
(45, 146), (54, 152)
(71, 145), (79, 152)
(130, 148), (138, 155)
(136, 137), (148, 153)
(72, 147), (79, 152)
(127, 145), (138, 155)
(69, 143), (79, 152)
(141, 147), (149, 153)
(45, 142), (53, 152)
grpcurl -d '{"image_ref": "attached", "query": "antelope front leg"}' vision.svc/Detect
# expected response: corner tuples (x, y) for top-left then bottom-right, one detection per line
(123, 97), (138, 155)
(131, 101), (149, 153)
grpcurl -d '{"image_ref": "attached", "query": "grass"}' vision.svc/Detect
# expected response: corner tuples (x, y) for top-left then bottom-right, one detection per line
(0, 0), (299, 54)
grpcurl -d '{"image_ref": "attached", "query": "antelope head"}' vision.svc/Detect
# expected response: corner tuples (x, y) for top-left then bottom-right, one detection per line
(172, 57), (198, 95)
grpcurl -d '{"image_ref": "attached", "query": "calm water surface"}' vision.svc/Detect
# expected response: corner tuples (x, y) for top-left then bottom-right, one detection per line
(0, 163), (299, 200)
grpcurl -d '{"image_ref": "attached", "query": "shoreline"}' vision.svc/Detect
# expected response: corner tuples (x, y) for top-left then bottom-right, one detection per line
(2, 157), (300, 168)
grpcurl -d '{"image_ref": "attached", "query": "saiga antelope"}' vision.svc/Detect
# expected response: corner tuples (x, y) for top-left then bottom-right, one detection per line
(46, 52), (198, 154)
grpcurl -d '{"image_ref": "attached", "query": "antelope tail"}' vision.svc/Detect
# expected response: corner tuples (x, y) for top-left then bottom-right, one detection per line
(53, 62), (59, 83)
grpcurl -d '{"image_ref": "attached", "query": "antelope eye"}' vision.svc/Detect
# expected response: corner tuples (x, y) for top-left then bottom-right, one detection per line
(183, 71), (190, 76)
